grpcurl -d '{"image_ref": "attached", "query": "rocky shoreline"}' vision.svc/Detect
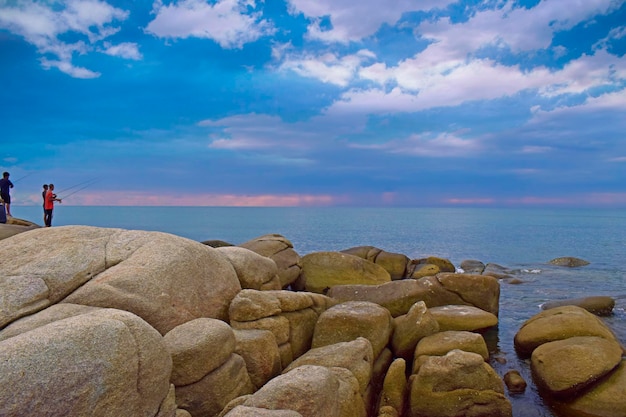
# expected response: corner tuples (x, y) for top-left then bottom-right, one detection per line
(0, 221), (623, 417)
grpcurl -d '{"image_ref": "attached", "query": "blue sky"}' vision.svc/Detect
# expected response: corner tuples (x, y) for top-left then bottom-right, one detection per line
(1, 0), (625, 207)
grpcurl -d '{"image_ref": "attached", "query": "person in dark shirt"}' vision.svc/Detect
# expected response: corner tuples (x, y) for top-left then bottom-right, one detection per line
(0, 171), (14, 217)
(42, 184), (49, 224)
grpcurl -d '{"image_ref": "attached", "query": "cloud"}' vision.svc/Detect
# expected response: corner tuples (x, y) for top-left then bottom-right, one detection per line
(350, 131), (481, 157)
(68, 190), (341, 206)
(40, 58), (101, 78)
(101, 42), (142, 60)
(0, 0), (130, 77)
(286, 0), (455, 43)
(278, 49), (376, 86)
(146, 0), (274, 48)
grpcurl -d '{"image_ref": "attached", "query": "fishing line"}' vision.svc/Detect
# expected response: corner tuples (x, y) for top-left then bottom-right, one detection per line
(58, 179), (101, 200)
(56, 178), (100, 195)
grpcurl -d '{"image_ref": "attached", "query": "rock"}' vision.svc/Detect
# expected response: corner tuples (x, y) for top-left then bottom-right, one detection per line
(409, 263), (439, 279)
(411, 256), (456, 273)
(436, 273), (501, 316)
(0, 309), (172, 417)
(283, 337), (373, 395)
(175, 354), (254, 417)
(299, 251), (391, 294)
(229, 289), (283, 322)
(408, 350), (512, 417)
(0, 221), (39, 240)
(239, 365), (366, 417)
(413, 331), (490, 369)
(460, 259), (485, 274)
(378, 358), (407, 417)
(222, 406), (304, 416)
(163, 318), (236, 386)
(541, 296), (615, 316)
(556, 360), (626, 417)
(390, 301), (439, 360)
(531, 336), (623, 397)
(202, 239), (234, 247)
(483, 263), (514, 279)
(234, 329), (282, 390)
(0, 226), (241, 334)
(514, 305), (622, 357)
(503, 370), (527, 394)
(217, 246), (282, 290)
(239, 234), (301, 288)
(428, 305), (499, 332)
(327, 274), (499, 318)
(548, 257), (590, 267)
(312, 301), (393, 359)
(0, 303), (100, 341)
(341, 246), (409, 279)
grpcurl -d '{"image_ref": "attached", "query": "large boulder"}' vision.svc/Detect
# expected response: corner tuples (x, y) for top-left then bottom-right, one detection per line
(428, 305), (498, 332)
(530, 336), (623, 397)
(378, 358), (407, 417)
(390, 301), (439, 360)
(327, 273), (500, 318)
(163, 318), (235, 386)
(312, 301), (393, 359)
(555, 360), (626, 417)
(408, 350), (512, 417)
(0, 219), (39, 240)
(236, 365), (366, 417)
(239, 234), (301, 288)
(234, 329), (282, 390)
(340, 246), (409, 279)
(0, 308), (172, 417)
(299, 251), (391, 294)
(217, 246), (282, 290)
(514, 305), (622, 357)
(0, 226), (242, 334)
(541, 296), (615, 316)
(414, 331), (489, 366)
(283, 337), (374, 396)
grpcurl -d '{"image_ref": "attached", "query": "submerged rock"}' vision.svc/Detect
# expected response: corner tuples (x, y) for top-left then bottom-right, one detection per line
(548, 256), (590, 267)
(541, 296), (615, 316)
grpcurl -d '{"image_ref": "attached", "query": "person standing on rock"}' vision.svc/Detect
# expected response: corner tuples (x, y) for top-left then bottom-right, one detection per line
(0, 171), (14, 217)
(44, 183), (62, 227)
(42, 184), (48, 225)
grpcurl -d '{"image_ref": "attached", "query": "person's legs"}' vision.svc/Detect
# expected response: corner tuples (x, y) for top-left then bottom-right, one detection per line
(44, 209), (52, 227)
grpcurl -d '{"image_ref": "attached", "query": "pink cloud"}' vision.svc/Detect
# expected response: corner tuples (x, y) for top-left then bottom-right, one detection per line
(62, 191), (346, 207)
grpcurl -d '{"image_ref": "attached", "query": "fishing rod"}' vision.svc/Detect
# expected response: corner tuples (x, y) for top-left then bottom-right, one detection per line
(56, 177), (100, 195)
(11, 173), (33, 183)
(58, 179), (100, 200)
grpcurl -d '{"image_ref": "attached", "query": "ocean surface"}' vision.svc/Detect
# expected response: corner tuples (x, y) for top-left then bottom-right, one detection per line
(13, 206), (626, 417)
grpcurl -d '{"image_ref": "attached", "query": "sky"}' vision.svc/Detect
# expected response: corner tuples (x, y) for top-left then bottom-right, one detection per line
(1, 0), (626, 207)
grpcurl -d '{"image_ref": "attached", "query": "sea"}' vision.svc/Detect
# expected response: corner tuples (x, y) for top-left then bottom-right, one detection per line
(12, 205), (626, 417)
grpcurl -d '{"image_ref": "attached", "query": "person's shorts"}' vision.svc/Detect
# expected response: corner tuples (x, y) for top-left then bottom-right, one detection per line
(0, 193), (10, 204)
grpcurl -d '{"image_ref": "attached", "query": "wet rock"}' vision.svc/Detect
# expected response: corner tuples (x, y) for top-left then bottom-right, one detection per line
(541, 296), (615, 316)
(531, 336), (623, 397)
(514, 305), (622, 357)
(460, 259), (486, 274)
(503, 370), (527, 394)
(548, 256), (590, 267)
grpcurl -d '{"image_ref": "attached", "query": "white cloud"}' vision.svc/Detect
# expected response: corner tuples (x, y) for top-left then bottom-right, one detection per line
(350, 131), (481, 157)
(286, 0), (455, 43)
(41, 58), (101, 79)
(279, 49), (376, 86)
(102, 42), (142, 60)
(146, 0), (274, 48)
(0, 0), (130, 77)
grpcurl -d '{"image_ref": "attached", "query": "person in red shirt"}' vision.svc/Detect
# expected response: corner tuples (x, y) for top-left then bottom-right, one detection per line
(44, 184), (62, 227)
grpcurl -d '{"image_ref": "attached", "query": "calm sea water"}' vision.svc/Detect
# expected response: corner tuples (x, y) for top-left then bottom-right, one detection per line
(13, 206), (626, 417)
